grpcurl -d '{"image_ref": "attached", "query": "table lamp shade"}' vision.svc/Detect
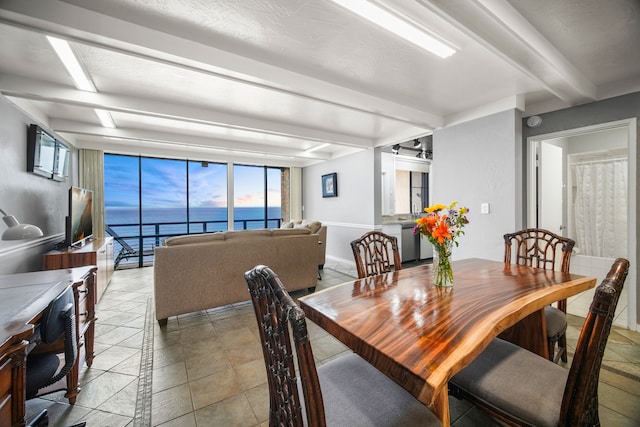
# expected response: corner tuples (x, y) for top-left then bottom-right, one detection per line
(2, 211), (44, 240)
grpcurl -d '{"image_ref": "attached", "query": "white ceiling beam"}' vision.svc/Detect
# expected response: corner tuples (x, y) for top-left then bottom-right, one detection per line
(50, 119), (333, 161)
(0, 73), (372, 147)
(73, 136), (320, 169)
(445, 94), (525, 126)
(420, 0), (597, 104)
(0, 0), (444, 129)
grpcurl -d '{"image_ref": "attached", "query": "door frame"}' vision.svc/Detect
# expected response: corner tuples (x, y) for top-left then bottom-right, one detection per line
(526, 118), (637, 331)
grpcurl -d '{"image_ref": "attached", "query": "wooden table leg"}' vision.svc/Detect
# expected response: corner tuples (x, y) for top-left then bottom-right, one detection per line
(431, 388), (451, 427)
(498, 309), (549, 358)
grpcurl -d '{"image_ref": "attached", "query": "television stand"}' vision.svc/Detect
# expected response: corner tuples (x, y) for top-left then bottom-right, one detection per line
(42, 237), (114, 302)
(70, 240), (87, 249)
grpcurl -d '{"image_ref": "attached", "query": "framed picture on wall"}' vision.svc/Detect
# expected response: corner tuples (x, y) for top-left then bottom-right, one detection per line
(322, 173), (338, 198)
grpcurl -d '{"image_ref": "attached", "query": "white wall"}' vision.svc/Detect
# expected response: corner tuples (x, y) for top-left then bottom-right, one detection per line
(303, 149), (376, 263)
(0, 95), (77, 273)
(432, 109), (523, 261)
(567, 127), (628, 154)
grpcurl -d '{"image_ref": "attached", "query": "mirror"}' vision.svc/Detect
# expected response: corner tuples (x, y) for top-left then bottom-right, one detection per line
(380, 136), (432, 216)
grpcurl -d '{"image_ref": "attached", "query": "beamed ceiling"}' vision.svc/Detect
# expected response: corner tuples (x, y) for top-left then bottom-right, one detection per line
(1, 0), (639, 167)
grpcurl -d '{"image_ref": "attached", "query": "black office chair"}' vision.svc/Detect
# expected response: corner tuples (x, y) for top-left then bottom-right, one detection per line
(26, 285), (77, 399)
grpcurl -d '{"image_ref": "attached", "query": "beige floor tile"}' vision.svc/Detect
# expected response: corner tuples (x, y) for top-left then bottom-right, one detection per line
(73, 371), (137, 408)
(95, 325), (142, 345)
(598, 382), (640, 424)
(154, 329), (182, 350)
(109, 350), (142, 376)
(181, 335), (222, 359)
(189, 369), (243, 410)
(79, 409), (133, 427)
(233, 358), (268, 391)
(118, 330), (145, 348)
(194, 394), (258, 427)
(89, 345), (140, 371)
(152, 383), (194, 426)
(154, 361), (189, 392)
(225, 339), (264, 367)
(153, 343), (185, 369)
(179, 323), (217, 342)
(98, 377), (139, 417)
(217, 326), (259, 350)
(244, 383), (269, 424)
(185, 349), (232, 381)
(310, 333), (349, 362)
(156, 412), (197, 427)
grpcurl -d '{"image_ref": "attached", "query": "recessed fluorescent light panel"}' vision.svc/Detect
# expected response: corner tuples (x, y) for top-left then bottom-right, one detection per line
(47, 36), (116, 128)
(329, 0), (456, 58)
(47, 36), (96, 91)
(95, 109), (116, 128)
(306, 143), (330, 153)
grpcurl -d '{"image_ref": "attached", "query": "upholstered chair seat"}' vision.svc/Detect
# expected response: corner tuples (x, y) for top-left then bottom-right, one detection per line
(452, 338), (568, 427)
(315, 353), (440, 426)
(450, 258), (629, 427)
(245, 265), (441, 426)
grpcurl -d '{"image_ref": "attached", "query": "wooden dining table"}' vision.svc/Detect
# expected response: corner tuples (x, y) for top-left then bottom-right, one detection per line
(298, 258), (597, 426)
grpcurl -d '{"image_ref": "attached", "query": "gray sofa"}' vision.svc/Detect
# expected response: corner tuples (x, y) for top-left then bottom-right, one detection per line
(153, 225), (324, 325)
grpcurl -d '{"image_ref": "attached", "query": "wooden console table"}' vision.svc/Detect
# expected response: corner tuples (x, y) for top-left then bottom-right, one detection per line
(42, 237), (113, 302)
(0, 266), (97, 427)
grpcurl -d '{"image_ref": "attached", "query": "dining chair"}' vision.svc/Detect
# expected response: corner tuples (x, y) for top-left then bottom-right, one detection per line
(503, 228), (575, 363)
(449, 258), (629, 427)
(350, 230), (402, 279)
(245, 265), (441, 427)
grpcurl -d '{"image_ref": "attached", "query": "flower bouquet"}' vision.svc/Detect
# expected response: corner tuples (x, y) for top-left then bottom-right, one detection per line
(414, 202), (470, 287)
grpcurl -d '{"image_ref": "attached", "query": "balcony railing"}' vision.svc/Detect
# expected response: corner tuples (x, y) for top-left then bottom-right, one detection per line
(106, 218), (282, 269)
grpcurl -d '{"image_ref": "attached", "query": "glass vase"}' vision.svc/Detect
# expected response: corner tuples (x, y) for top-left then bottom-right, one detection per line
(432, 245), (454, 287)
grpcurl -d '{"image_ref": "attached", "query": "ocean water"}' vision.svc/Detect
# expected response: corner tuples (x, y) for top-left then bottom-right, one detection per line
(105, 206), (282, 253)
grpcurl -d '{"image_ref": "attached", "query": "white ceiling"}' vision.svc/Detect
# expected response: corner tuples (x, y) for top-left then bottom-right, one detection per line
(1, 0), (639, 167)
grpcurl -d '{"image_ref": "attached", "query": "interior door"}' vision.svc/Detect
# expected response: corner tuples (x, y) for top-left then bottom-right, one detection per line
(539, 142), (564, 235)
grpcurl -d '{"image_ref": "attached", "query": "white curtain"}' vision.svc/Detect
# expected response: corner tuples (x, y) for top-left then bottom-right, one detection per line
(79, 149), (105, 240)
(572, 159), (627, 257)
(290, 167), (303, 220)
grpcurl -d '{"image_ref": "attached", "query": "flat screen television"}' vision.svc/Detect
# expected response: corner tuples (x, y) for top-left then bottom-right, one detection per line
(66, 186), (94, 247)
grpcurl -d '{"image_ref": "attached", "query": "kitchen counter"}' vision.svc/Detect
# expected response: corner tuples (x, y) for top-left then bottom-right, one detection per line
(381, 215), (420, 226)
(381, 216), (432, 262)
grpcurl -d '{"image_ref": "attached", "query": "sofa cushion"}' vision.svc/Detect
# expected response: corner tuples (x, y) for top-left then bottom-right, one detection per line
(223, 229), (272, 239)
(271, 228), (311, 237)
(164, 232), (225, 246)
(299, 220), (322, 234)
(280, 221), (294, 229)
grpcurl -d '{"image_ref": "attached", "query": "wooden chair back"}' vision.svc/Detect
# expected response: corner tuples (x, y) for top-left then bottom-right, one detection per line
(504, 228), (575, 311)
(560, 257), (629, 425)
(245, 265), (325, 427)
(350, 231), (402, 279)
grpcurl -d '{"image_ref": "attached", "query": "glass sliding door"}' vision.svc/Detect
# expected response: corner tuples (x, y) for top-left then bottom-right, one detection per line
(188, 161), (228, 233)
(104, 154), (285, 268)
(233, 165), (265, 229)
(104, 154), (141, 268)
(141, 157), (187, 258)
(233, 165), (282, 229)
(267, 167), (282, 228)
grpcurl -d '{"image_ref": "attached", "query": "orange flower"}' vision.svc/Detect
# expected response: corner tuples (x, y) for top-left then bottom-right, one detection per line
(431, 219), (452, 244)
(425, 214), (438, 228)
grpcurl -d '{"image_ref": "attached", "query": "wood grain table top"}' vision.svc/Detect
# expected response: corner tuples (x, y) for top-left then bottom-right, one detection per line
(299, 258), (596, 425)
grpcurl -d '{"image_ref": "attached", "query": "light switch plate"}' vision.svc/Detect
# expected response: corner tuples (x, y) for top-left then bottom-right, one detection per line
(481, 203), (490, 214)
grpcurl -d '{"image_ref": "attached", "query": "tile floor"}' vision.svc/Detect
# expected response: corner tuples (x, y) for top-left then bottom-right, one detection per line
(27, 261), (640, 426)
